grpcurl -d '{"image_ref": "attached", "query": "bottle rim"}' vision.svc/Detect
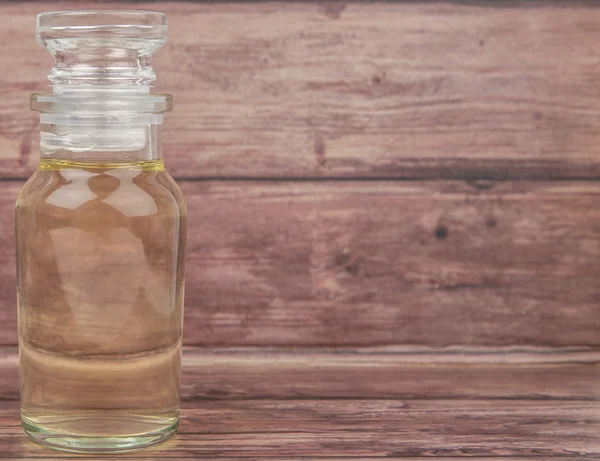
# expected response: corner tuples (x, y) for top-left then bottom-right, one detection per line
(35, 10), (170, 90)
(37, 10), (167, 31)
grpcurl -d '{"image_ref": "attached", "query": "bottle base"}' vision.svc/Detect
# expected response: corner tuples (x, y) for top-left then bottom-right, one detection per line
(21, 414), (178, 453)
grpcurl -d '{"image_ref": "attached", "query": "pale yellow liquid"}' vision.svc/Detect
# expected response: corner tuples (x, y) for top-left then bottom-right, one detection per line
(15, 159), (186, 453)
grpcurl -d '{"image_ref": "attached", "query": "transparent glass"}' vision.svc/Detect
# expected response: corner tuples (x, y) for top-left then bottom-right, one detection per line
(15, 11), (185, 453)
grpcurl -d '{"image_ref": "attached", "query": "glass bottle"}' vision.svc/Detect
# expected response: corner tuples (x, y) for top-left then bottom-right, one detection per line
(15, 11), (186, 453)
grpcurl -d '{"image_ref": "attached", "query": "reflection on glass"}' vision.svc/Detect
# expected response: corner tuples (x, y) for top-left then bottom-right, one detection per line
(46, 169), (96, 210)
(103, 169), (158, 217)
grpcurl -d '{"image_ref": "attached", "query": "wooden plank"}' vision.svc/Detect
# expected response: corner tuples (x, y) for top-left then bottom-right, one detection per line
(3, 348), (600, 403)
(0, 398), (599, 458)
(2, 2), (600, 178)
(2, 179), (600, 347)
(1, 349), (598, 458)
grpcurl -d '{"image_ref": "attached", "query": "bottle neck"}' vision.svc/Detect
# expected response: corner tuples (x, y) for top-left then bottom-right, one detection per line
(39, 121), (164, 164)
(37, 87), (166, 164)
(33, 12), (171, 165)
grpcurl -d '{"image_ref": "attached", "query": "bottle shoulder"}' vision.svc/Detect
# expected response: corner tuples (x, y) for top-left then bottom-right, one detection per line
(16, 165), (185, 220)
(155, 168), (186, 215)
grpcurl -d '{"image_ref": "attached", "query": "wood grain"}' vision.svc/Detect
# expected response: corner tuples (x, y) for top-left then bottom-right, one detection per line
(3, 348), (600, 402)
(1, 398), (599, 459)
(0, 349), (600, 461)
(2, 349), (599, 459)
(1, 2), (600, 178)
(2, 179), (600, 347)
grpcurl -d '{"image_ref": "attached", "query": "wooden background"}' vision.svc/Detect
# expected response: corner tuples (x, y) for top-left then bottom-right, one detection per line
(0, 0), (599, 351)
(2, 2), (600, 459)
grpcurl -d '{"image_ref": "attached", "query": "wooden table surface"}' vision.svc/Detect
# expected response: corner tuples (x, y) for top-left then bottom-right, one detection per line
(1, 348), (600, 460)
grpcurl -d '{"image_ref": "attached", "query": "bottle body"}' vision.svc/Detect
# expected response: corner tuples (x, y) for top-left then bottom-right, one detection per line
(19, 11), (183, 452)
(16, 157), (186, 452)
